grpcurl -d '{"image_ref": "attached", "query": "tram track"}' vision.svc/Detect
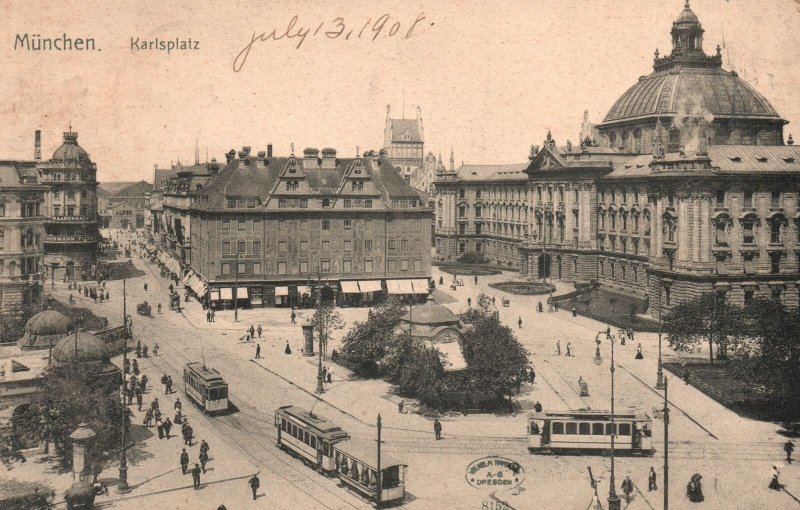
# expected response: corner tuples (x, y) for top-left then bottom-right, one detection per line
(146, 341), (374, 510)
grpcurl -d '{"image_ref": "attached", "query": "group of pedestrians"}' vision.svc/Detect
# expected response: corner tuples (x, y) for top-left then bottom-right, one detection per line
(205, 309), (216, 322)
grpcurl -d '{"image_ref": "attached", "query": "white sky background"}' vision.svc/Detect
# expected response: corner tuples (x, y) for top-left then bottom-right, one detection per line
(0, 0), (798, 181)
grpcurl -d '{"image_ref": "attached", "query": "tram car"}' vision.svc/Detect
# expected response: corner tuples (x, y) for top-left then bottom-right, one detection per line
(333, 440), (407, 505)
(274, 406), (408, 506)
(183, 362), (229, 414)
(528, 410), (653, 456)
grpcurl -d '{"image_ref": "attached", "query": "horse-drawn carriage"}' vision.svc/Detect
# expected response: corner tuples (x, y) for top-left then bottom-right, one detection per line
(136, 301), (151, 316)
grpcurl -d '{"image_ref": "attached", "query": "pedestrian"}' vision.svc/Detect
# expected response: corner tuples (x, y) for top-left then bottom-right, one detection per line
(321, 366), (328, 382)
(144, 408), (153, 427)
(152, 397), (160, 412)
(211, 309), (215, 322)
(157, 420), (164, 439)
(285, 342), (292, 355)
(185, 424), (194, 446)
(126, 386), (134, 406)
(556, 339), (561, 355)
(467, 297), (472, 307)
(621, 476), (634, 503)
(132, 359), (139, 375)
(175, 398), (182, 418)
(199, 450), (209, 473)
(327, 368), (332, 384)
(249, 473), (260, 500)
(648, 467), (657, 491)
(158, 302), (163, 314)
(163, 417), (172, 439)
(200, 439), (210, 458)
(785, 440), (794, 463)
(153, 343), (159, 356)
(206, 310), (211, 322)
(135, 387), (143, 411)
(180, 449), (189, 475)
(769, 465), (782, 490)
(140, 374), (148, 394)
(249, 324), (255, 338)
(192, 463), (201, 490)
(144, 283), (148, 292)
(142, 344), (149, 358)
(433, 418), (442, 440)
(518, 316), (523, 329)
(537, 301), (543, 313)
(572, 306), (577, 317)
(683, 366), (691, 385)
(154, 407), (162, 425)
(255, 343), (261, 359)
(529, 367), (536, 384)
(290, 310), (296, 324)
(636, 343), (643, 359)
(136, 340), (142, 358)
(687, 473), (704, 502)
(161, 374), (168, 393)
(105, 289), (110, 300)
(474, 275), (478, 285)
(398, 400), (404, 413)
(566, 342), (573, 357)
(167, 375), (173, 394)
(257, 324), (262, 338)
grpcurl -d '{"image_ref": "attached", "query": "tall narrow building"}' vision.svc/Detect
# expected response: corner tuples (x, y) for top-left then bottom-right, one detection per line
(383, 104), (424, 185)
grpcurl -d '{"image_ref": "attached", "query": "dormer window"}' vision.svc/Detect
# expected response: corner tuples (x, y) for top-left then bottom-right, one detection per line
(322, 198), (330, 208)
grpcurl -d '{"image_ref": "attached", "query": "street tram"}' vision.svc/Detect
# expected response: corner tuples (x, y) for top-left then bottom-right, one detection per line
(183, 362), (229, 414)
(274, 406), (408, 506)
(333, 440), (408, 505)
(528, 410), (653, 456)
(275, 406), (350, 472)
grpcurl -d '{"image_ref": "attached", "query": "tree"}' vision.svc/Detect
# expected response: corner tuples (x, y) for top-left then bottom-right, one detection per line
(460, 294), (529, 406)
(340, 299), (407, 377)
(731, 298), (800, 419)
(457, 251), (489, 265)
(662, 292), (744, 364)
(7, 365), (124, 468)
(311, 303), (344, 358)
(391, 341), (444, 407)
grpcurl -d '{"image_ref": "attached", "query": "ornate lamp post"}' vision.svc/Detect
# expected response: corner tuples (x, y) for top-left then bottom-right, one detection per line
(315, 269), (325, 394)
(376, 414), (383, 508)
(656, 280), (665, 390)
(594, 331), (620, 510)
(117, 278), (130, 493)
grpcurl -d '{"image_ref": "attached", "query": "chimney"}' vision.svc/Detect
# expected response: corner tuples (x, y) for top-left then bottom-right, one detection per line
(267, 144), (273, 158)
(256, 151), (266, 168)
(225, 149), (236, 164)
(303, 147), (319, 169)
(321, 147), (337, 169)
(697, 122), (709, 156)
(209, 157), (220, 174)
(34, 130), (41, 161)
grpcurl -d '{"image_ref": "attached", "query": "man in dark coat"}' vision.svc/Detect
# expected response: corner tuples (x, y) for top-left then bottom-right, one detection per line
(249, 473), (260, 500)
(255, 343), (261, 359)
(199, 450), (209, 473)
(433, 418), (442, 440)
(648, 467), (657, 491)
(621, 476), (634, 503)
(192, 463), (201, 490)
(163, 417), (172, 439)
(180, 449), (189, 475)
(785, 440), (795, 463)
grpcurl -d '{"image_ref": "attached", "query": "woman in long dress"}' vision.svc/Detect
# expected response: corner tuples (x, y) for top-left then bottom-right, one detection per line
(769, 466), (782, 490)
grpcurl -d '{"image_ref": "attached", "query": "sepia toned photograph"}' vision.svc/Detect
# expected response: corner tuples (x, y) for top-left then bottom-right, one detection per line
(1, 1), (799, 508)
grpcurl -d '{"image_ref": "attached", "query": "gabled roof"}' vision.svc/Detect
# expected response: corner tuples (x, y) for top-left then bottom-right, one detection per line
(388, 119), (423, 143)
(114, 180), (154, 197)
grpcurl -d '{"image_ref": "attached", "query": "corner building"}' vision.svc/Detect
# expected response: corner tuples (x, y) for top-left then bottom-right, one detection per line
(435, 1), (800, 317)
(188, 147), (432, 307)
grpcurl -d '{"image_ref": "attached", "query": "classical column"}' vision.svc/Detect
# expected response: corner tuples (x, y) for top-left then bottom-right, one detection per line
(678, 198), (689, 262)
(692, 196), (700, 263)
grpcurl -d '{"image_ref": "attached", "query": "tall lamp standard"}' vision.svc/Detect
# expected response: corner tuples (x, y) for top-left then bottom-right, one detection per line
(315, 269), (325, 395)
(663, 377), (670, 510)
(656, 280), (665, 390)
(233, 253), (239, 322)
(117, 278), (131, 493)
(594, 331), (620, 510)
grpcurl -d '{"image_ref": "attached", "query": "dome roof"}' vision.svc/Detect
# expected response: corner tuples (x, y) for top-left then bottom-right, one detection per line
(25, 309), (71, 336)
(401, 303), (458, 325)
(51, 131), (91, 164)
(602, 67), (781, 124)
(51, 331), (109, 366)
(675, 1), (699, 24)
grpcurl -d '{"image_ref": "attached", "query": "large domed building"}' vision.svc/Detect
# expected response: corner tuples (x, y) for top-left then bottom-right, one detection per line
(39, 129), (100, 282)
(436, 0), (800, 317)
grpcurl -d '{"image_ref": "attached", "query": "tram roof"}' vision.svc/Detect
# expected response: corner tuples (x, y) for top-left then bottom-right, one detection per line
(334, 440), (407, 471)
(529, 410), (650, 421)
(185, 362), (227, 385)
(278, 406), (349, 436)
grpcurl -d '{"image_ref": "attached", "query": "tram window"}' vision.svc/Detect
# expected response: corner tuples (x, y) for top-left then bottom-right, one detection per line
(282, 419), (287, 432)
(579, 423), (591, 435)
(310, 435), (316, 449)
(565, 423), (577, 435)
(323, 442), (330, 456)
(209, 389), (218, 400)
(219, 387), (228, 399)
(304, 431), (309, 445)
(592, 423), (604, 435)
(605, 424), (616, 435)
(552, 422), (564, 434)
(618, 424), (631, 436)
(291, 424), (297, 437)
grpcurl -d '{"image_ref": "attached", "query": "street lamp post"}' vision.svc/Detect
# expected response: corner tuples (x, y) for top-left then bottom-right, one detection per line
(663, 377), (670, 510)
(376, 414), (383, 508)
(594, 331), (620, 510)
(117, 278), (130, 493)
(315, 269), (325, 394)
(656, 281), (665, 390)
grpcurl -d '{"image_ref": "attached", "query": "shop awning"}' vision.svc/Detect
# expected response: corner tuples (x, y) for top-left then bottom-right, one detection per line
(209, 290), (220, 301)
(340, 281), (361, 294)
(181, 272), (194, 285)
(275, 286), (289, 297)
(296, 285), (311, 296)
(411, 279), (430, 294)
(190, 279), (207, 297)
(397, 280), (414, 294)
(358, 280), (383, 293)
(386, 280), (402, 294)
(220, 288), (233, 300)
(236, 287), (249, 299)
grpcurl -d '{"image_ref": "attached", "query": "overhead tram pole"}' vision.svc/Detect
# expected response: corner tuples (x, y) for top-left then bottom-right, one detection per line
(376, 414), (383, 508)
(233, 252), (239, 322)
(656, 280), (665, 390)
(315, 268), (324, 394)
(595, 330), (619, 510)
(664, 377), (670, 510)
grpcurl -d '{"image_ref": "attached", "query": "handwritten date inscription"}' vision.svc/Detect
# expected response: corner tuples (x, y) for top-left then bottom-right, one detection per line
(233, 13), (427, 72)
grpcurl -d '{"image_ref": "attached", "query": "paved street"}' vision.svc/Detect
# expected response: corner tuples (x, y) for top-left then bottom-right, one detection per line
(31, 234), (800, 509)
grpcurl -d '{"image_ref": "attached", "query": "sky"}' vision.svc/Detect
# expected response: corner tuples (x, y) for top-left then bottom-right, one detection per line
(1, 0), (799, 181)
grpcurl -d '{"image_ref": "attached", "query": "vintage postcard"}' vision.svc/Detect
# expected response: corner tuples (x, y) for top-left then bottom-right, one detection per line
(1, 1), (799, 509)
